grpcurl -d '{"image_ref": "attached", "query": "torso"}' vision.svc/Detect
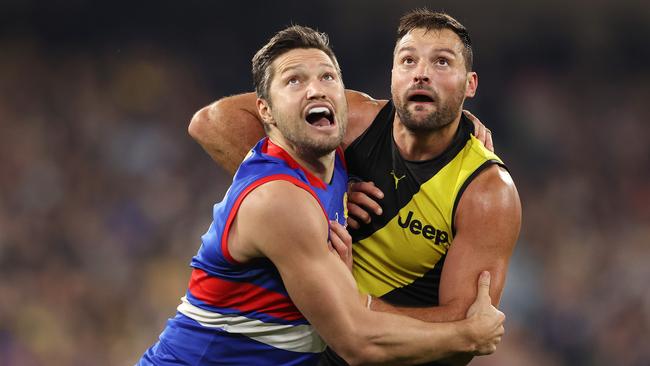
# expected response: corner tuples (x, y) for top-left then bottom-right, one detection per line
(345, 101), (505, 306)
(140, 138), (348, 366)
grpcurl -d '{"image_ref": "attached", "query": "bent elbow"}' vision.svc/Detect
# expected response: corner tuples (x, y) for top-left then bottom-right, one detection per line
(188, 106), (210, 142)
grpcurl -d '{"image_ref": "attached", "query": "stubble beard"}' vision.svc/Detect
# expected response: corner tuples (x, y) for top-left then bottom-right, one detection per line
(273, 110), (346, 158)
(395, 86), (465, 133)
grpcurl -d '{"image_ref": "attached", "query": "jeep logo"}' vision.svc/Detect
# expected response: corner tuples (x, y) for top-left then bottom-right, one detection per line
(397, 210), (449, 245)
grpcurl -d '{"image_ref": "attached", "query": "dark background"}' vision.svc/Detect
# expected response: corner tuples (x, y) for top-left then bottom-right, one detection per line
(1, 1), (649, 365)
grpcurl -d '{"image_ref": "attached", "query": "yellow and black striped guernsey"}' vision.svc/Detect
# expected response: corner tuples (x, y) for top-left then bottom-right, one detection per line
(346, 101), (506, 307)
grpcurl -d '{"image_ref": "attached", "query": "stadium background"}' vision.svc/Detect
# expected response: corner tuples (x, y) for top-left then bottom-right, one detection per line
(1, 1), (649, 365)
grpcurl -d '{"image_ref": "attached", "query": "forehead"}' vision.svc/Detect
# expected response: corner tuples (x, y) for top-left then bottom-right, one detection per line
(395, 27), (464, 54)
(271, 48), (336, 75)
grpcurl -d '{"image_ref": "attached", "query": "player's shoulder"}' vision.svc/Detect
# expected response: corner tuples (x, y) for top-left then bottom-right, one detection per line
(239, 180), (326, 226)
(343, 90), (389, 147)
(458, 164), (520, 218)
(465, 162), (516, 194)
(236, 180), (329, 255)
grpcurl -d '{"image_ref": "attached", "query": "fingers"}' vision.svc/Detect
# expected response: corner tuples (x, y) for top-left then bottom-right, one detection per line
(476, 271), (492, 303)
(473, 323), (505, 356)
(347, 181), (384, 225)
(485, 129), (494, 152)
(348, 202), (372, 224)
(329, 220), (353, 270)
(330, 233), (348, 259)
(348, 182), (384, 215)
(466, 273), (506, 356)
(349, 181), (384, 200)
(347, 217), (360, 230)
(464, 109), (483, 137)
(330, 221), (352, 249)
(463, 109), (494, 152)
(348, 191), (383, 216)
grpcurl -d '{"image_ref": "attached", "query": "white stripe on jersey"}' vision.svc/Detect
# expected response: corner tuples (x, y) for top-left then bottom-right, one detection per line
(177, 296), (326, 353)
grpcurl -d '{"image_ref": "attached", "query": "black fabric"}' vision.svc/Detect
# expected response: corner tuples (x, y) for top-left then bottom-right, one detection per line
(345, 100), (472, 243)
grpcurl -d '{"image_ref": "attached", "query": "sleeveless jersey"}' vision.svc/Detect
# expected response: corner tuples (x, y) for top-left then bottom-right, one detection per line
(347, 101), (505, 307)
(321, 101), (506, 366)
(139, 137), (348, 366)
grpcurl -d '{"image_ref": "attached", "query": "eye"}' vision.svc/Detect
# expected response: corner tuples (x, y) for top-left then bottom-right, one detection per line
(402, 56), (415, 65)
(287, 77), (300, 85)
(323, 73), (335, 81)
(436, 58), (449, 66)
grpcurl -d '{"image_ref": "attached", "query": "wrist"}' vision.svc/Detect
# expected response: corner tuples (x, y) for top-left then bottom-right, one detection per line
(455, 319), (478, 354)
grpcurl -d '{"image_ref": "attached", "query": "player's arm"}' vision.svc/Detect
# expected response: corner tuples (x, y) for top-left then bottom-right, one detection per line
(188, 93), (263, 174)
(370, 166), (521, 321)
(232, 181), (505, 365)
(368, 166), (520, 365)
(187, 90), (385, 174)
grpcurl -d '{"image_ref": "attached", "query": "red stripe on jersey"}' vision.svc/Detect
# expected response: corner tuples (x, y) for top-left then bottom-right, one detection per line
(188, 268), (304, 321)
(262, 139), (327, 190)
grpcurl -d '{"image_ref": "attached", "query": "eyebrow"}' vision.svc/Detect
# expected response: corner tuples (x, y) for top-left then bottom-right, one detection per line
(279, 63), (336, 75)
(396, 46), (458, 56)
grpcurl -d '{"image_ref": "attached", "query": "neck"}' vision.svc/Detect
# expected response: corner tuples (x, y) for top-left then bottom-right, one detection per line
(268, 137), (336, 184)
(392, 113), (461, 161)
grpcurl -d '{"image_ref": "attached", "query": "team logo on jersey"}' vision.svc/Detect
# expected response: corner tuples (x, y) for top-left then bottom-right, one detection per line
(243, 148), (255, 161)
(390, 170), (406, 189)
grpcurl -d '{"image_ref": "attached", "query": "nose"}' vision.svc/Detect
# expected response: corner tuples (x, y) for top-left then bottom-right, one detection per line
(306, 80), (326, 100)
(413, 73), (430, 84)
(413, 64), (431, 84)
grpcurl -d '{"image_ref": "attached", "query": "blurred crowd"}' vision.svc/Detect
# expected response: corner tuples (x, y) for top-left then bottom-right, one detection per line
(1, 2), (649, 365)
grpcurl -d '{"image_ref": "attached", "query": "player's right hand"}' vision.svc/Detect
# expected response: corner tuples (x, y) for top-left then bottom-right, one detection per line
(347, 181), (384, 229)
(329, 220), (353, 271)
(464, 110), (494, 153)
(464, 271), (505, 355)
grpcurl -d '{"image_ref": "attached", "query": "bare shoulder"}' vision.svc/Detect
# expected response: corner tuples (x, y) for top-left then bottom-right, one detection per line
(343, 89), (388, 147)
(455, 165), (521, 231)
(241, 180), (324, 224)
(237, 180), (329, 257)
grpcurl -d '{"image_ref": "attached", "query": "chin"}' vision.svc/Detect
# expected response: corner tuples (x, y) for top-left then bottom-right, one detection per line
(298, 137), (341, 157)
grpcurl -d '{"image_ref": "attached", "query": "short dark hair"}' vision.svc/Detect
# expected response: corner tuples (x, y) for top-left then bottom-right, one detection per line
(396, 9), (473, 71)
(252, 25), (341, 102)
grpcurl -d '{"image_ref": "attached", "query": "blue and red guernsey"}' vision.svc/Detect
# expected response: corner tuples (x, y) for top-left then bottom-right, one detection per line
(139, 138), (348, 366)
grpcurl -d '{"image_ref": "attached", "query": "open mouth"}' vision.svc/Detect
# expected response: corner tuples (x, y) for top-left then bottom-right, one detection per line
(305, 106), (335, 127)
(408, 94), (434, 103)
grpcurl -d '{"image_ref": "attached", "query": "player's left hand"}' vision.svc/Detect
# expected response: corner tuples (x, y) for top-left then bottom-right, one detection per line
(464, 110), (494, 152)
(347, 181), (384, 229)
(329, 220), (353, 271)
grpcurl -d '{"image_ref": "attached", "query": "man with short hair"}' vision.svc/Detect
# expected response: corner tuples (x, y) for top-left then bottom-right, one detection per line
(138, 24), (505, 366)
(190, 9), (521, 366)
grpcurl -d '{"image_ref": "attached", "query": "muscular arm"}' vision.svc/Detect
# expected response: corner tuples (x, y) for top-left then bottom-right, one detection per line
(371, 166), (520, 319)
(188, 91), (494, 177)
(231, 181), (504, 365)
(368, 166), (521, 364)
(188, 90), (384, 174)
(188, 93), (263, 174)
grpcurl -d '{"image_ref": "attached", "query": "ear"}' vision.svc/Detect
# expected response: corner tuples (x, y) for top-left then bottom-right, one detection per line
(257, 98), (275, 126)
(465, 72), (478, 98)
